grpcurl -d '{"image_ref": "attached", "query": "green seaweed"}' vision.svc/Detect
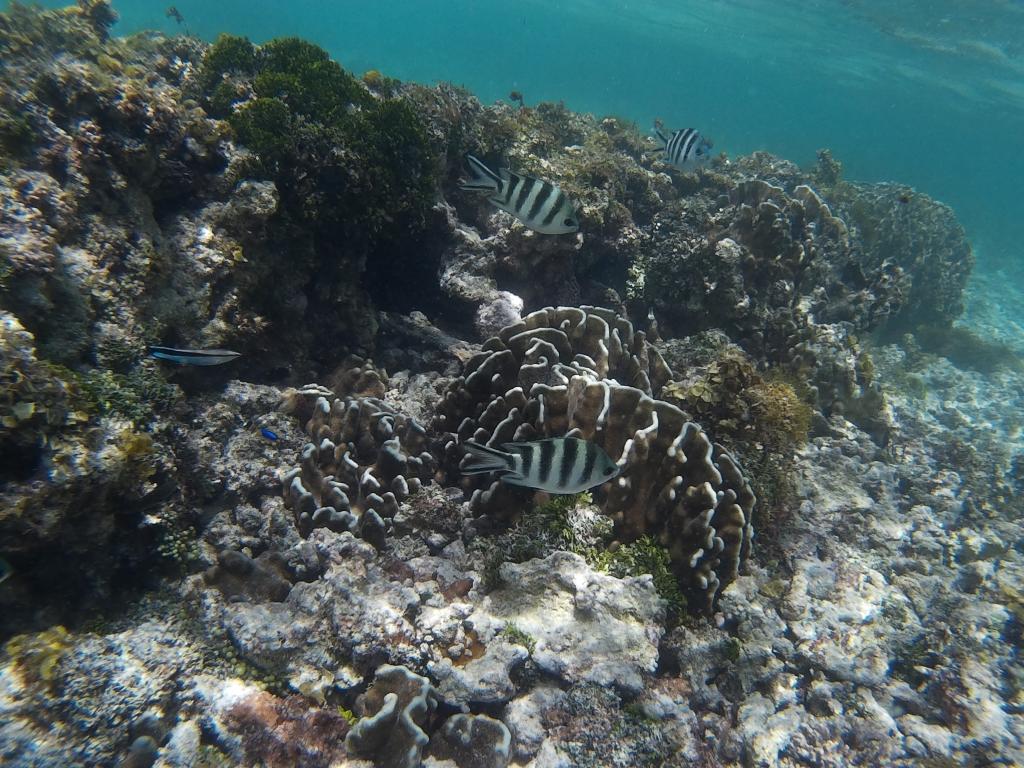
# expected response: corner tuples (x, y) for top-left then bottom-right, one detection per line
(500, 622), (536, 655)
(217, 36), (435, 233)
(724, 636), (742, 662)
(229, 97), (293, 165)
(53, 363), (179, 425)
(594, 536), (688, 625)
(199, 33), (257, 91)
(3, 625), (71, 687)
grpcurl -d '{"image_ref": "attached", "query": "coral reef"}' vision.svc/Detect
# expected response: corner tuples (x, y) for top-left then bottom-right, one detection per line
(827, 178), (974, 333)
(282, 391), (436, 547)
(435, 306), (755, 611)
(345, 664), (437, 767)
(1, 6), (1017, 768)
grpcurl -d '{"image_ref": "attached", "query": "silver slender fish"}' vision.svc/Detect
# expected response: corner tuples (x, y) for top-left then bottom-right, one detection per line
(461, 437), (621, 494)
(461, 155), (580, 235)
(149, 346), (241, 366)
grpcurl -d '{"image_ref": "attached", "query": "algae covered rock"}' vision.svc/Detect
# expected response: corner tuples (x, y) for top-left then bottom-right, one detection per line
(468, 551), (664, 695)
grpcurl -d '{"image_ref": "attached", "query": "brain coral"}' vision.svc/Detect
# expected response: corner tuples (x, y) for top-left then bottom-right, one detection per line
(434, 306), (755, 610)
(283, 389), (435, 548)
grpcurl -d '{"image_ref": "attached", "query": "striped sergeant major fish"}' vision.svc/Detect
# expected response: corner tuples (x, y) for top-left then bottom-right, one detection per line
(653, 127), (713, 171)
(461, 155), (580, 235)
(462, 437), (621, 494)
(149, 346), (241, 366)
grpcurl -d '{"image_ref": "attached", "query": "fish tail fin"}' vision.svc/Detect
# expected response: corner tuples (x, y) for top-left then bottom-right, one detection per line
(460, 441), (512, 475)
(460, 155), (502, 192)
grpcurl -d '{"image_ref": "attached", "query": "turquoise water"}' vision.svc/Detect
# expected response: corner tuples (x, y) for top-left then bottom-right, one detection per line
(17, 0), (1024, 273)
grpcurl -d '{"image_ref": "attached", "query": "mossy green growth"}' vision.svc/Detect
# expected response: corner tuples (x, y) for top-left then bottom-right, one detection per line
(156, 523), (199, 570)
(53, 363), (179, 426)
(500, 622), (536, 655)
(199, 33), (257, 92)
(229, 97), (293, 164)
(336, 705), (359, 726)
(746, 376), (813, 452)
(3, 625), (71, 687)
(477, 491), (607, 591)
(255, 37), (369, 118)
(724, 636), (742, 662)
(215, 35), (435, 235)
(594, 536), (687, 625)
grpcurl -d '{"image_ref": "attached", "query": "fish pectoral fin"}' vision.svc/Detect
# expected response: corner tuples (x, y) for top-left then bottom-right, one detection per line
(498, 472), (533, 488)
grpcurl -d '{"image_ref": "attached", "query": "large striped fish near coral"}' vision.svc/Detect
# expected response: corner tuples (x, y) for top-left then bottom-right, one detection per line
(461, 437), (620, 494)
(460, 155), (580, 234)
(653, 126), (713, 171)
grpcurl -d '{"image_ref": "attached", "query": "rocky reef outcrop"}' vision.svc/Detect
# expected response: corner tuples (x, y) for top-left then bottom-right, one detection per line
(2, 4), (1016, 768)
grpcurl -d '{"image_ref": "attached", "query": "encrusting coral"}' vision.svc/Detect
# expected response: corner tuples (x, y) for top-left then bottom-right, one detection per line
(435, 306), (755, 610)
(345, 663), (438, 768)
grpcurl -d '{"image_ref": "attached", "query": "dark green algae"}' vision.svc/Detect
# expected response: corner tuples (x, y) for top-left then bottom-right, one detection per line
(200, 34), (435, 237)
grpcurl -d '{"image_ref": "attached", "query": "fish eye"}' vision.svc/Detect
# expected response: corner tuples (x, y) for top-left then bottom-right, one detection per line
(564, 217), (576, 226)
(604, 466), (616, 476)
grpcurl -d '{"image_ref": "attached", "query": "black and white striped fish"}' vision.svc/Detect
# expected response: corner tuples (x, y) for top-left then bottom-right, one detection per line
(653, 127), (713, 171)
(461, 437), (620, 494)
(460, 155), (580, 234)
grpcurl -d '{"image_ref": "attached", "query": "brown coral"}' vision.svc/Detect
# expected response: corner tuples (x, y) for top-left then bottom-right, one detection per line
(282, 391), (435, 548)
(434, 306), (754, 610)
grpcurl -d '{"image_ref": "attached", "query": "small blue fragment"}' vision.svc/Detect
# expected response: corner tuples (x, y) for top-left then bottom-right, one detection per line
(260, 427), (279, 441)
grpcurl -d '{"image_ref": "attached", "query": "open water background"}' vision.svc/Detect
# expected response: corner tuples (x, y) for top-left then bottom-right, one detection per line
(16, 0), (1024, 278)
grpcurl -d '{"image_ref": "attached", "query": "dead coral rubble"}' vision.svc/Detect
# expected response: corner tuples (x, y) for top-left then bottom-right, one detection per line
(435, 306), (755, 610)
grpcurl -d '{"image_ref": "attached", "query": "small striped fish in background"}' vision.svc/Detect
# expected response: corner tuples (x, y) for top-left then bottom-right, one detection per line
(653, 126), (713, 171)
(461, 437), (621, 494)
(460, 155), (580, 234)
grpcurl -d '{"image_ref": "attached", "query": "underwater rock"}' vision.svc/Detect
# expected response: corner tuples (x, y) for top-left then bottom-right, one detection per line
(203, 549), (292, 603)
(215, 685), (353, 768)
(0, 619), (202, 768)
(468, 552), (664, 695)
(435, 306), (754, 610)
